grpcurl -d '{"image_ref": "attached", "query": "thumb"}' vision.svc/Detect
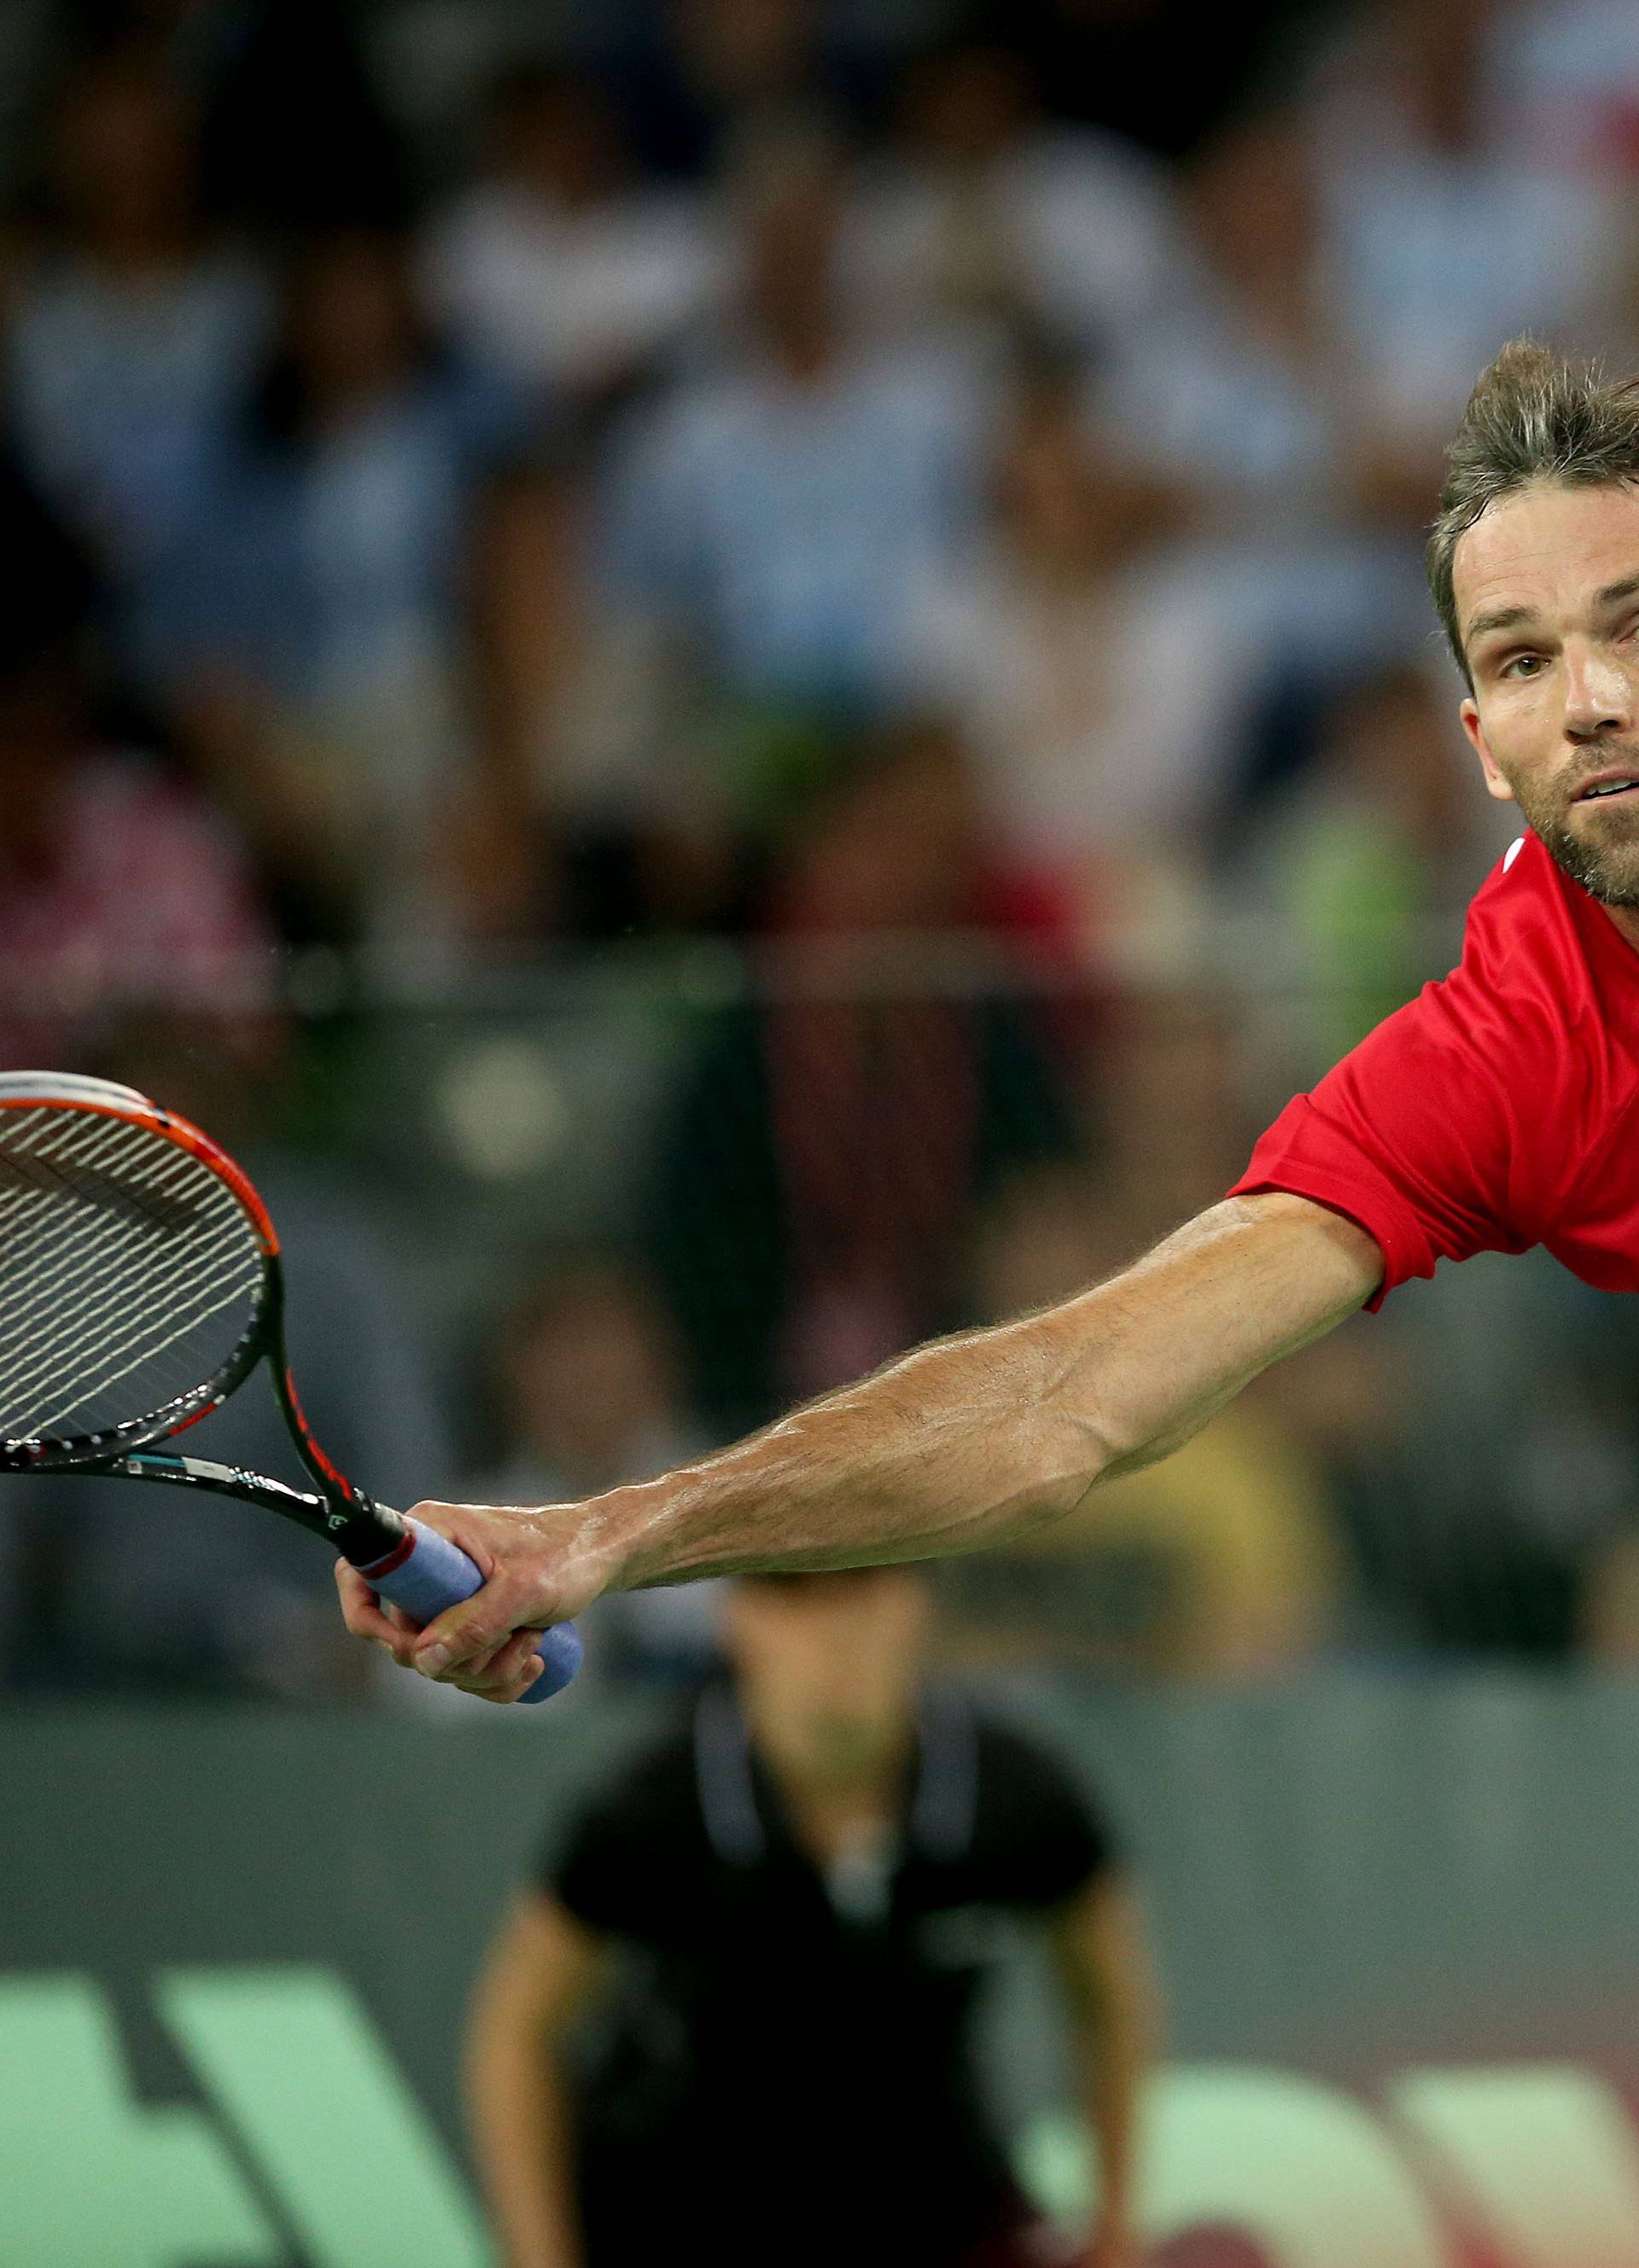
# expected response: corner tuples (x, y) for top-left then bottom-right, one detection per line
(411, 1589), (530, 1675)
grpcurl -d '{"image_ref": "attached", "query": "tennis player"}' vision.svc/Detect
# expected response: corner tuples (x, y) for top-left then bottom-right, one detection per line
(340, 339), (1639, 1697)
(466, 1566), (1152, 2268)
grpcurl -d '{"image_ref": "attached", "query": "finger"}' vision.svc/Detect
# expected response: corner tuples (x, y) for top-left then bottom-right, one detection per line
(386, 1501), (519, 1674)
(391, 1498), (585, 1674)
(335, 1564), (430, 1670)
(440, 1627), (545, 1705)
(409, 1582), (540, 1677)
(418, 1641), (516, 1686)
(335, 1560), (408, 1648)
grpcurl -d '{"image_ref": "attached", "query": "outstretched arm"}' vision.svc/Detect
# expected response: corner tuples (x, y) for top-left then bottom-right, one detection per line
(464, 1894), (608, 2268)
(1048, 1869), (1160, 2267)
(338, 1190), (1381, 1697)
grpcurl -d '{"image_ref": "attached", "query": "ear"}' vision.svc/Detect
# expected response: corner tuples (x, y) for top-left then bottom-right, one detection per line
(1461, 697), (1516, 804)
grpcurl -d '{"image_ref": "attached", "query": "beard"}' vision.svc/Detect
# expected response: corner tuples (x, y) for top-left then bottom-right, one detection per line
(1510, 765), (1639, 907)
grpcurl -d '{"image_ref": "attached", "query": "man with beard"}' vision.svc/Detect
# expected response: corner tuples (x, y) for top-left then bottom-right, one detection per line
(465, 1567), (1152, 2268)
(338, 338), (1639, 1697)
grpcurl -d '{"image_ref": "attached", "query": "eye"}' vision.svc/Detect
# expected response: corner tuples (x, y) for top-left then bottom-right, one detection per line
(1499, 652), (1546, 680)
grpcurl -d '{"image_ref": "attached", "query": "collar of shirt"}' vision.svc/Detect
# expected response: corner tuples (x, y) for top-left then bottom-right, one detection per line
(691, 1682), (979, 1923)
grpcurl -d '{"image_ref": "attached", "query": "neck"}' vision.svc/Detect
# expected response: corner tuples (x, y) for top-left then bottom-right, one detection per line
(746, 1703), (913, 1816)
(771, 1757), (905, 1874)
(1601, 901), (1639, 955)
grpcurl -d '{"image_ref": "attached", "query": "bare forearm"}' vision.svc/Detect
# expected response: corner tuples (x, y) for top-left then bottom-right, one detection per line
(1056, 1882), (1161, 2248)
(1075, 2009), (1148, 2231)
(465, 2022), (582, 2268)
(339, 1192), (1379, 1695)
(600, 1194), (1379, 1592)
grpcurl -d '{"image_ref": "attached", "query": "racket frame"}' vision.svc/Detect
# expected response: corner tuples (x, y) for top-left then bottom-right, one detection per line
(0, 1076), (405, 1567)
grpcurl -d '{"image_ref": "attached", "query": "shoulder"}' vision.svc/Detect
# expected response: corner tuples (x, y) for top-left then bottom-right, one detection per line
(569, 1711), (702, 1844)
(1329, 831), (1581, 1081)
(960, 1705), (1120, 1901)
(1461, 831), (1576, 969)
(1432, 830), (1609, 1078)
(545, 1709), (705, 1929)
(970, 1709), (1103, 1810)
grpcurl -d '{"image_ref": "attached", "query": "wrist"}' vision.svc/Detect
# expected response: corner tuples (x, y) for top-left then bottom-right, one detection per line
(579, 1475), (693, 1596)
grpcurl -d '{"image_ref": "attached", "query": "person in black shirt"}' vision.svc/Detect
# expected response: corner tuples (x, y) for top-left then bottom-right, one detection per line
(465, 1566), (1154, 2268)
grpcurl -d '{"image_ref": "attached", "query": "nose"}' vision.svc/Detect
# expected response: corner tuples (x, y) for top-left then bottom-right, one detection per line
(1563, 639), (1636, 741)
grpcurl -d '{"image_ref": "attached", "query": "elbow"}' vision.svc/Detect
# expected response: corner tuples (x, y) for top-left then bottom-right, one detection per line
(1064, 1409), (1123, 1501)
(1021, 1406), (1123, 1531)
(1028, 1325), (1141, 1507)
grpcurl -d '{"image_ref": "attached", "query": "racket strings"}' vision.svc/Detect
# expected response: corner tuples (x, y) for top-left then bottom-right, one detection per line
(0, 1164), (258, 1437)
(0, 1107), (230, 1310)
(0, 1105), (265, 1446)
(16, 1251), (265, 1440)
(2, 1129), (236, 1326)
(0, 1108), (255, 1343)
(2, 1142), (243, 1344)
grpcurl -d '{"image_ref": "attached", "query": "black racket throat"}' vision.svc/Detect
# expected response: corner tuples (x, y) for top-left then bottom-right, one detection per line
(139, 1262), (405, 1568)
(0, 1245), (401, 1568)
(101, 1448), (402, 1567)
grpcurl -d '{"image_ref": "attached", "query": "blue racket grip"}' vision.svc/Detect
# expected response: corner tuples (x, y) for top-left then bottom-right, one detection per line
(359, 1518), (581, 1702)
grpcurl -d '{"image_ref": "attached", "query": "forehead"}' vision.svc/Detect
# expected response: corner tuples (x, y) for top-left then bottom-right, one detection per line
(1454, 479), (1639, 641)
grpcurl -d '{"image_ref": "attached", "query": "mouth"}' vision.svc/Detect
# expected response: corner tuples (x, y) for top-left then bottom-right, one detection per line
(1575, 777), (1639, 806)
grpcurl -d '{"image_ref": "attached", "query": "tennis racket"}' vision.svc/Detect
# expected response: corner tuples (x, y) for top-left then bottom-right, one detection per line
(0, 1070), (581, 1701)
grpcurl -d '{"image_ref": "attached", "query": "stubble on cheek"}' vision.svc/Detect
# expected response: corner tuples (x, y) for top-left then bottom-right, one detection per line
(1522, 771), (1639, 904)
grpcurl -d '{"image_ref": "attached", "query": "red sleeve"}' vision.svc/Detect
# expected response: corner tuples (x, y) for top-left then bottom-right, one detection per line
(1228, 975), (1541, 1310)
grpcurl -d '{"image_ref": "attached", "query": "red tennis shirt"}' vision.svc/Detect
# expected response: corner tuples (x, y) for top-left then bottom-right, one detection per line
(1229, 829), (1639, 1307)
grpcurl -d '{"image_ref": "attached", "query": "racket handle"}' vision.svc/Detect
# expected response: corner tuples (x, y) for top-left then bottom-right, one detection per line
(359, 1518), (582, 1702)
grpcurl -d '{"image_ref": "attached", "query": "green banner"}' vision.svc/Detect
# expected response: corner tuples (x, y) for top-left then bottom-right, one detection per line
(7, 1682), (1639, 2264)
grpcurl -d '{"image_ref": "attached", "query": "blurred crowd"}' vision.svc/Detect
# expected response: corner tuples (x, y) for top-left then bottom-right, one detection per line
(7, 0), (1639, 1696)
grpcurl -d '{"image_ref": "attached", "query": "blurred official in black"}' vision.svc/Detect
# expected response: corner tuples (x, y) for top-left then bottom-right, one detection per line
(466, 1565), (1155, 2268)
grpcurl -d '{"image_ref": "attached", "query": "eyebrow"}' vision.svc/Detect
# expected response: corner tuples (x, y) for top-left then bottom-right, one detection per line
(1464, 574), (1639, 655)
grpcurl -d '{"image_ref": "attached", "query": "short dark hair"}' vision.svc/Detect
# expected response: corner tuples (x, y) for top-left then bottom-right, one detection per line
(1428, 338), (1639, 686)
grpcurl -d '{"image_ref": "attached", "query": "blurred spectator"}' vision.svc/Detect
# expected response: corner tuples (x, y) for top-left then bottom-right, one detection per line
(420, 60), (725, 423)
(1083, 988), (1250, 1247)
(3, 44), (270, 583)
(1489, 0), (1639, 176)
(143, 227), (527, 942)
(0, 449), (273, 1068)
(467, 1565), (1155, 2268)
(1236, 663), (1508, 1070)
(465, 447), (866, 943)
(460, 1256), (719, 1682)
(1302, 0), (1622, 510)
(961, 0), (1298, 160)
(602, 128), (991, 725)
(61, 0), (409, 233)
(645, 721), (1087, 1436)
(0, 3), (61, 208)
(1101, 110), (1340, 529)
(10, 1013), (453, 1699)
(597, 0), (876, 180)
(1339, 1252), (1639, 1661)
(177, 0), (408, 234)
(852, 39), (1176, 352)
(898, 362), (1245, 956)
(460, 456), (722, 940)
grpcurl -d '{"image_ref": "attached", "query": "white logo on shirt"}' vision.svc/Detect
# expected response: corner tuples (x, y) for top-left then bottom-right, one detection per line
(1503, 836), (1525, 872)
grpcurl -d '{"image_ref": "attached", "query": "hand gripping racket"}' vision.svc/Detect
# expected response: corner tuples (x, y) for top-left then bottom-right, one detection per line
(0, 1071), (581, 1700)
